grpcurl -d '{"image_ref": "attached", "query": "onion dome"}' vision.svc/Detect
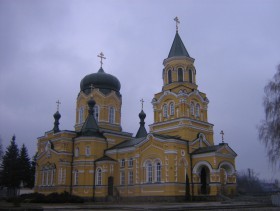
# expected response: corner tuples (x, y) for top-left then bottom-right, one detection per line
(80, 67), (121, 93)
(53, 111), (61, 133)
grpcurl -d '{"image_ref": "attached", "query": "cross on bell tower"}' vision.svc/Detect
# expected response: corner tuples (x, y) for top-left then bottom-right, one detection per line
(174, 16), (180, 32)
(220, 130), (225, 143)
(56, 100), (61, 111)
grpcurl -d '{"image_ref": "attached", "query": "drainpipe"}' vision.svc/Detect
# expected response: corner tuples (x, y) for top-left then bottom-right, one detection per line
(187, 141), (194, 201)
(93, 161), (96, 201)
(70, 137), (75, 195)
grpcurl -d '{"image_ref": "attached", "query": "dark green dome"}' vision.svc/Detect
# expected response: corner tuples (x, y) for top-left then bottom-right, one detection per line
(80, 67), (121, 92)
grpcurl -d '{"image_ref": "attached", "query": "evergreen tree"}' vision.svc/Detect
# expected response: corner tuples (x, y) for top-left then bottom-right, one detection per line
(28, 152), (37, 188)
(0, 136), (4, 186)
(0, 135), (20, 196)
(19, 144), (31, 188)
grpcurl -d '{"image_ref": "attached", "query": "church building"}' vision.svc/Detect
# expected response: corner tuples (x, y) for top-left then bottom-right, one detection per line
(34, 19), (237, 201)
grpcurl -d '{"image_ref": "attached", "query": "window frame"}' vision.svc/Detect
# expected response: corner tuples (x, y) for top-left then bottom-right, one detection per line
(178, 68), (183, 82)
(109, 107), (115, 124)
(94, 105), (99, 121)
(163, 104), (168, 118)
(170, 102), (175, 116)
(96, 168), (102, 186)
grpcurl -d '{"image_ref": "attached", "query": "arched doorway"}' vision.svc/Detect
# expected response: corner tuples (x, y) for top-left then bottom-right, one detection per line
(200, 167), (210, 194)
(108, 176), (114, 196)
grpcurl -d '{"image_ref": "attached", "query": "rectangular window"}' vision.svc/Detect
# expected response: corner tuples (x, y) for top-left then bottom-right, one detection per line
(128, 171), (133, 185)
(128, 158), (133, 167)
(120, 171), (125, 185)
(120, 159), (125, 168)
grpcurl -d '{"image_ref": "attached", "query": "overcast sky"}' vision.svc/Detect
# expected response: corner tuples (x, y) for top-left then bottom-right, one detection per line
(0, 0), (280, 180)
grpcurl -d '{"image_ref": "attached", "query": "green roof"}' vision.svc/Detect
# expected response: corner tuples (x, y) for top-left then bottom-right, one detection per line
(168, 32), (190, 58)
(95, 155), (116, 162)
(107, 137), (146, 150)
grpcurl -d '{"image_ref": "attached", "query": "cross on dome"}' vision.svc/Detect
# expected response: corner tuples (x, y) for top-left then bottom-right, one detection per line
(97, 52), (106, 68)
(56, 100), (61, 111)
(140, 98), (144, 110)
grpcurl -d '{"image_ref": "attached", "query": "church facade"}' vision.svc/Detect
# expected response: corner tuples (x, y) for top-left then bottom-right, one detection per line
(34, 23), (237, 201)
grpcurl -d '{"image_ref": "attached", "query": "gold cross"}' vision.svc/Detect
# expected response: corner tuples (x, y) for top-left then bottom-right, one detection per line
(174, 16), (180, 32)
(97, 52), (106, 67)
(220, 130), (224, 142)
(56, 100), (61, 111)
(140, 98), (144, 110)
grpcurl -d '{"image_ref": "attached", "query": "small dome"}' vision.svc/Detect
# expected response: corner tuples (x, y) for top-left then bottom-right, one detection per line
(80, 67), (121, 93)
(139, 110), (146, 120)
(53, 111), (61, 119)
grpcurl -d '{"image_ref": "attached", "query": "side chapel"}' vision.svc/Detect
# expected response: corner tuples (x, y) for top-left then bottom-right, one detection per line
(34, 19), (237, 201)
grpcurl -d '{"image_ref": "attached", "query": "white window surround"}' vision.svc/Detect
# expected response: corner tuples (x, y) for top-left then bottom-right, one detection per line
(170, 102), (175, 116)
(96, 168), (102, 186)
(163, 104), (168, 118)
(94, 105), (99, 121)
(109, 107), (115, 124)
(79, 107), (84, 124)
(85, 146), (90, 156)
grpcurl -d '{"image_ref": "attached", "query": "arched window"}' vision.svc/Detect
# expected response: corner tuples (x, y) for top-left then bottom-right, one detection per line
(75, 147), (79, 157)
(189, 69), (193, 83)
(96, 168), (102, 185)
(94, 105), (99, 121)
(168, 69), (172, 84)
(79, 107), (84, 124)
(85, 146), (90, 156)
(190, 102), (195, 116)
(109, 107), (115, 124)
(196, 103), (200, 118)
(41, 164), (56, 186)
(147, 163), (153, 183)
(170, 102), (175, 116)
(178, 68), (183, 82)
(163, 104), (168, 118)
(155, 162), (161, 182)
(74, 170), (78, 185)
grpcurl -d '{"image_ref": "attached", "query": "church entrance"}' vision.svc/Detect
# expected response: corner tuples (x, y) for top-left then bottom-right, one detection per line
(108, 176), (114, 196)
(200, 167), (210, 194)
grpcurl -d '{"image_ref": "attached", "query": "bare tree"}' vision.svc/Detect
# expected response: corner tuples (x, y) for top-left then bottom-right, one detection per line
(259, 64), (280, 168)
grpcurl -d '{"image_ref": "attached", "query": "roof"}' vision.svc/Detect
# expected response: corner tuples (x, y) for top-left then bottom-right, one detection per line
(95, 155), (116, 162)
(168, 31), (190, 58)
(107, 137), (146, 150)
(191, 143), (238, 157)
(192, 145), (223, 155)
(80, 99), (104, 138)
(135, 109), (148, 138)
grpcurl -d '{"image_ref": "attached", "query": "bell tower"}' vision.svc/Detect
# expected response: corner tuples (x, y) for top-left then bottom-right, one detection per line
(150, 18), (214, 144)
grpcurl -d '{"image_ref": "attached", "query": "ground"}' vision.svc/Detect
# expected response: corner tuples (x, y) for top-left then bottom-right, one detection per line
(0, 195), (279, 210)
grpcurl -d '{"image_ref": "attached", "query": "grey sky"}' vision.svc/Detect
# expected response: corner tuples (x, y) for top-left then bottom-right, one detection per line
(0, 0), (280, 180)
